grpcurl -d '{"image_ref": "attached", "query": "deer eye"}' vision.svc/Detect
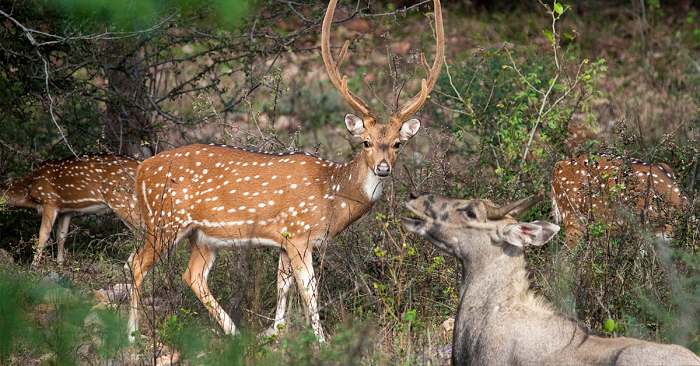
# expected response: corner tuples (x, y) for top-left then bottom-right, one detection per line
(363, 141), (371, 148)
(458, 206), (477, 219)
(393, 142), (402, 149)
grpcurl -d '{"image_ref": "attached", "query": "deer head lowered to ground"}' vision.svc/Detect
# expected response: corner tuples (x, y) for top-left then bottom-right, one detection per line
(551, 154), (690, 249)
(127, 0), (444, 343)
(0, 154), (141, 267)
(402, 192), (700, 366)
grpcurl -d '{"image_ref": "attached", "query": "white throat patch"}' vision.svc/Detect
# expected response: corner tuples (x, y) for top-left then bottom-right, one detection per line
(364, 170), (383, 202)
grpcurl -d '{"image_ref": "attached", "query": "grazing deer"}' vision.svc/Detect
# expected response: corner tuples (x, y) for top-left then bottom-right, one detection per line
(0, 154), (140, 267)
(551, 154), (690, 249)
(402, 192), (700, 365)
(127, 0), (444, 343)
(563, 117), (596, 154)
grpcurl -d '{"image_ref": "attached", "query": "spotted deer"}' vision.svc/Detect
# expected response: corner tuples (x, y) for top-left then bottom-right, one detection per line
(127, 0), (444, 343)
(0, 154), (141, 267)
(402, 192), (700, 365)
(564, 117), (596, 154)
(551, 154), (689, 249)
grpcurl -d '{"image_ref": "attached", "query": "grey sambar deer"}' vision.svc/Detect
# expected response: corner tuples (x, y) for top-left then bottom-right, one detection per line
(402, 192), (700, 366)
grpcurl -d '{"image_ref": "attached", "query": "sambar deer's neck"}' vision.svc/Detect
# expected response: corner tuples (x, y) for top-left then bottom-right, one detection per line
(460, 250), (529, 308)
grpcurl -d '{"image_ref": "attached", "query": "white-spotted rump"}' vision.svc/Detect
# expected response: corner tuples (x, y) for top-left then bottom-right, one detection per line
(551, 154), (689, 248)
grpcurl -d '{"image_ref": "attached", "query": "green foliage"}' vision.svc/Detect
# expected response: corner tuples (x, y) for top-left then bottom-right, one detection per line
(603, 318), (616, 333)
(431, 0), (607, 203)
(0, 270), (132, 365)
(0, 271), (38, 361)
(45, 0), (251, 31)
(257, 323), (373, 366)
(641, 243), (700, 353)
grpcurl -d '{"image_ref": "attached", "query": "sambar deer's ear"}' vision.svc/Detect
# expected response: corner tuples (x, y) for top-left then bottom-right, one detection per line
(502, 223), (544, 247)
(530, 221), (560, 245)
(399, 119), (421, 141)
(345, 114), (365, 137)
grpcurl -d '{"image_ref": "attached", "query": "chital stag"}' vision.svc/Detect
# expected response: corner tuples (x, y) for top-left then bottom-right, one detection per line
(402, 192), (700, 365)
(0, 154), (140, 267)
(127, 0), (444, 343)
(551, 154), (689, 248)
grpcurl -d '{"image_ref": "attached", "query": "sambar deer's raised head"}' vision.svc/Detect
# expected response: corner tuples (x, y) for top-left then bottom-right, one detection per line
(322, 0), (443, 177)
(402, 192), (557, 261)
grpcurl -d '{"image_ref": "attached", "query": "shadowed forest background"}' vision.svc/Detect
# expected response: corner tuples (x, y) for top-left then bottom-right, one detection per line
(1, 0), (700, 364)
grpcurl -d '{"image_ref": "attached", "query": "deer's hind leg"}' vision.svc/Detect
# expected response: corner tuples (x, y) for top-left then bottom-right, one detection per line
(55, 213), (71, 264)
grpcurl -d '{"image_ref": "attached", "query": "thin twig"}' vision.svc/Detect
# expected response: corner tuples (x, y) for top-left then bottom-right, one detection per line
(645, 118), (690, 161)
(364, 0), (432, 18)
(682, 47), (700, 74)
(42, 55), (79, 159)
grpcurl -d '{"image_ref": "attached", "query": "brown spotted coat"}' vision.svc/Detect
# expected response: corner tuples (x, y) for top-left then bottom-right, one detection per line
(551, 154), (689, 248)
(0, 154), (140, 267)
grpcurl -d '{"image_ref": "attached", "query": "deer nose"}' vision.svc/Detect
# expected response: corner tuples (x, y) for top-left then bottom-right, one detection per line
(376, 161), (391, 177)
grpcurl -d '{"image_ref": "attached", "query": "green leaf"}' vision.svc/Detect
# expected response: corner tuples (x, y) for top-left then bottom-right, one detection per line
(564, 33), (574, 40)
(403, 309), (417, 322)
(542, 30), (554, 44)
(554, 2), (564, 15)
(603, 318), (615, 333)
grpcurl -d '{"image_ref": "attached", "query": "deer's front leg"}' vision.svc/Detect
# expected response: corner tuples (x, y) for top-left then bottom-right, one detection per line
(32, 206), (57, 268)
(287, 241), (324, 343)
(260, 249), (294, 338)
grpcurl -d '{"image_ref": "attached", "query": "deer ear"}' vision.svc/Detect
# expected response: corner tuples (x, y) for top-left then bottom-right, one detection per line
(399, 119), (421, 141)
(501, 223), (544, 247)
(345, 114), (365, 137)
(530, 221), (560, 245)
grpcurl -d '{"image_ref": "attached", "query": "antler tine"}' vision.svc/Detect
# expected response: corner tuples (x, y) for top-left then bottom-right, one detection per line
(390, 0), (444, 125)
(420, 53), (431, 78)
(335, 40), (350, 70)
(322, 0), (374, 122)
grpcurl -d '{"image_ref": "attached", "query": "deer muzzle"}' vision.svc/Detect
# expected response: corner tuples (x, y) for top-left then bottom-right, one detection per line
(376, 160), (391, 177)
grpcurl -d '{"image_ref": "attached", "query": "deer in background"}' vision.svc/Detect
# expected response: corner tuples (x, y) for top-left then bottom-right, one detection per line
(551, 154), (690, 248)
(0, 154), (141, 267)
(127, 0), (444, 343)
(402, 192), (700, 365)
(563, 116), (596, 154)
